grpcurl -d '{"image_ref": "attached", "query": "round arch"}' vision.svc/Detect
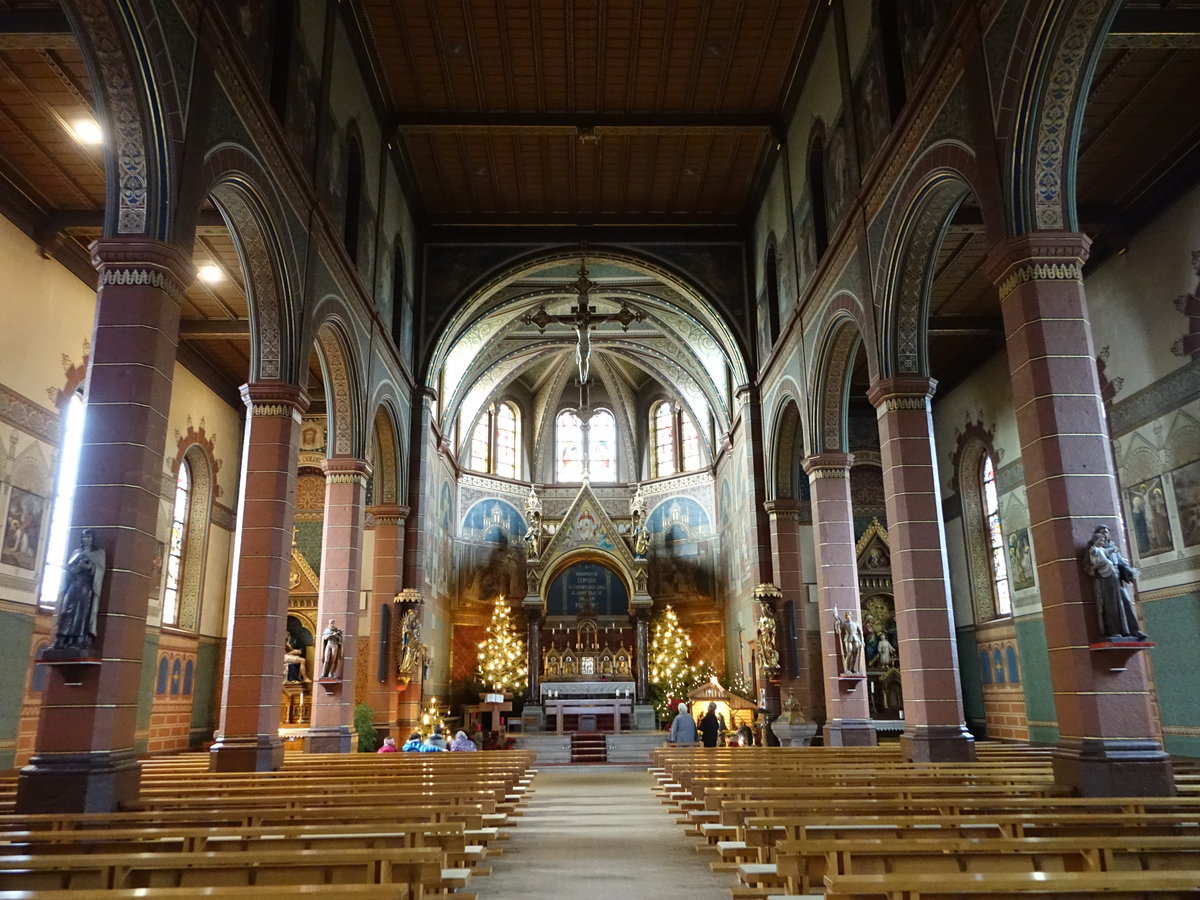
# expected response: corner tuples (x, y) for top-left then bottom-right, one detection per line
(538, 549), (636, 611)
(313, 318), (367, 459)
(877, 149), (987, 379)
(808, 296), (871, 454)
(770, 395), (806, 502)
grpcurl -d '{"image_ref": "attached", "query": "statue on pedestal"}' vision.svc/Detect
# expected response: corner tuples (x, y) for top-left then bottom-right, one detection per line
(833, 607), (864, 674)
(320, 619), (343, 678)
(757, 602), (781, 672)
(1085, 525), (1147, 641)
(53, 529), (106, 651)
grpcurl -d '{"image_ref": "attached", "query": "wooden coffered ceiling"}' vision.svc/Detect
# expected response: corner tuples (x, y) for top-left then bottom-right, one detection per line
(352, 0), (819, 227)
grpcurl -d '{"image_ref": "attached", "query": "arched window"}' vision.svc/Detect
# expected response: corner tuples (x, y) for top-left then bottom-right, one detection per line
(650, 401), (706, 478)
(39, 392), (86, 609)
(161, 459), (192, 627)
(981, 456), (1011, 617)
(556, 408), (617, 482)
(808, 129), (830, 257)
(590, 409), (617, 483)
(343, 132), (364, 264)
(557, 411), (584, 482)
(765, 241), (781, 345)
(467, 402), (521, 479)
(652, 402), (676, 477)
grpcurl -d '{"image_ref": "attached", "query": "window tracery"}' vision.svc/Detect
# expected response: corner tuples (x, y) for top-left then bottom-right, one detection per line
(468, 402), (521, 479)
(650, 401), (705, 478)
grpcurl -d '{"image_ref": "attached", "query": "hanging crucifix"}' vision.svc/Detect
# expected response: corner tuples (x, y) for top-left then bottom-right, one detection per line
(522, 259), (645, 389)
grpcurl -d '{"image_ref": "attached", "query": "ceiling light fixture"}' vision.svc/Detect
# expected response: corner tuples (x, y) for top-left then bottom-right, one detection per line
(197, 264), (224, 283)
(69, 117), (103, 145)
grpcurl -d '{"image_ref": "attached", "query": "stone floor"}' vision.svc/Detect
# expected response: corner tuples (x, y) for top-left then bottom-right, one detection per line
(477, 765), (733, 900)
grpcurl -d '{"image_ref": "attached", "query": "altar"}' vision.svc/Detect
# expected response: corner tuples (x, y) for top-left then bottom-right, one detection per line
(540, 681), (635, 733)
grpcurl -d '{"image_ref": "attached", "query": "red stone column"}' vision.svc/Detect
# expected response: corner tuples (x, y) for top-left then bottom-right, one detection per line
(16, 239), (193, 813)
(764, 499), (813, 709)
(867, 376), (975, 762)
(988, 233), (1173, 796)
(210, 383), (308, 772)
(308, 456), (372, 752)
(365, 504), (407, 738)
(802, 453), (875, 746)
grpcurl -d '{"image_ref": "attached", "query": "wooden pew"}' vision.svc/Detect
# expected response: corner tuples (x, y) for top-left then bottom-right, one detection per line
(0, 887), (417, 900)
(0, 846), (451, 893)
(823, 869), (1200, 899)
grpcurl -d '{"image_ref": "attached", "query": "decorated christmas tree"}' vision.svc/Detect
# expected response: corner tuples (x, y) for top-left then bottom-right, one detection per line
(477, 597), (528, 693)
(649, 604), (696, 718)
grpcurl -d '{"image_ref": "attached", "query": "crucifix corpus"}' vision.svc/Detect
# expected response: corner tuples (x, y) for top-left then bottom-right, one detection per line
(522, 259), (645, 390)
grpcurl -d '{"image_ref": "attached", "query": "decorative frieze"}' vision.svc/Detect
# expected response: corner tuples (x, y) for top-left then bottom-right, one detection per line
(0, 384), (59, 445)
(997, 261), (1083, 301)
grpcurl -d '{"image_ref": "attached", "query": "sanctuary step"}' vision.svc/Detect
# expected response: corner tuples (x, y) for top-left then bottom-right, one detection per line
(570, 732), (608, 764)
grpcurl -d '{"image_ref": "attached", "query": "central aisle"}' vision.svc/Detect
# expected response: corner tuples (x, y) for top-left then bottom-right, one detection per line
(477, 765), (732, 900)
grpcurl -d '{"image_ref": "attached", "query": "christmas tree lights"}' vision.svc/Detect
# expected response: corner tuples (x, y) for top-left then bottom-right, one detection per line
(477, 596), (528, 693)
(650, 604), (696, 717)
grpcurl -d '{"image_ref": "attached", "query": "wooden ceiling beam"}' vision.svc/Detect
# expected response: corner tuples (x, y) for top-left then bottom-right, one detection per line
(393, 112), (775, 136)
(0, 9), (74, 49)
(179, 320), (251, 339)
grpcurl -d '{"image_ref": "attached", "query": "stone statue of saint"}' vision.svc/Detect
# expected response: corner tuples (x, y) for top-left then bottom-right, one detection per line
(633, 526), (649, 559)
(525, 512), (542, 559)
(1085, 525), (1147, 641)
(53, 529), (106, 651)
(757, 601), (781, 671)
(320, 619), (343, 679)
(832, 607), (864, 674)
(398, 609), (429, 677)
(875, 631), (897, 669)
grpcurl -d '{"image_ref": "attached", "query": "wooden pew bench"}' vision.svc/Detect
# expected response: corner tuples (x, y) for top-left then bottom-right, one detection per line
(0, 886), (420, 900)
(771, 834), (1200, 895)
(822, 869), (1200, 899)
(0, 846), (454, 893)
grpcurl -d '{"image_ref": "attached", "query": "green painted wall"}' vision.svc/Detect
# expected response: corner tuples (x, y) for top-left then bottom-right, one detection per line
(190, 637), (221, 747)
(135, 633), (160, 756)
(1014, 614), (1057, 745)
(0, 608), (34, 769)
(1143, 592), (1200, 758)
(955, 626), (986, 737)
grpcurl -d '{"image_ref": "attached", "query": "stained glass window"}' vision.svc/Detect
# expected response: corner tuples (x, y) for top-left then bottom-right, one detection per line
(469, 410), (491, 472)
(494, 402), (519, 479)
(680, 413), (703, 472)
(557, 410), (584, 481)
(161, 460), (191, 627)
(39, 393), (86, 609)
(652, 401), (676, 477)
(982, 456), (1011, 616)
(590, 409), (617, 482)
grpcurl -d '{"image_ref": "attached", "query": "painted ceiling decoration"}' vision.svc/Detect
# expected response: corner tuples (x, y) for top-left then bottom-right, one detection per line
(436, 253), (746, 469)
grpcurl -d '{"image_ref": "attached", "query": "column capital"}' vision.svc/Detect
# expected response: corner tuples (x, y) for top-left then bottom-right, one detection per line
(368, 503), (409, 526)
(866, 376), (938, 411)
(986, 232), (1091, 300)
(734, 383), (760, 403)
(240, 382), (310, 418)
(90, 238), (195, 306)
(803, 452), (854, 479)
(322, 456), (372, 484)
(763, 498), (805, 520)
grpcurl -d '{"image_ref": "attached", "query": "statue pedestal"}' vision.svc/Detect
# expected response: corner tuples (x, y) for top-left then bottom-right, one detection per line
(37, 648), (101, 687)
(771, 715), (818, 747)
(837, 674), (866, 690)
(1088, 640), (1155, 671)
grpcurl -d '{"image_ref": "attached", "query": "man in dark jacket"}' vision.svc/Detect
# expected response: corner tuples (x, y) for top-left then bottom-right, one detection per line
(698, 702), (725, 748)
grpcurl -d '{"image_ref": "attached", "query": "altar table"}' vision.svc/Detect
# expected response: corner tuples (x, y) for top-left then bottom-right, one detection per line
(544, 697), (633, 733)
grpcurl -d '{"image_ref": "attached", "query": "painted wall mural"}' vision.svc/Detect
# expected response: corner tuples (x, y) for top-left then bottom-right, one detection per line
(646, 496), (710, 541)
(1127, 475), (1173, 558)
(1, 486), (44, 571)
(461, 499), (527, 543)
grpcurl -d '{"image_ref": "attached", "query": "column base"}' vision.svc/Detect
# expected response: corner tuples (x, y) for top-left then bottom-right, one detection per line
(209, 735), (284, 772)
(1052, 738), (1176, 797)
(306, 726), (357, 754)
(824, 718), (877, 746)
(15, 749), (140, 813)
(901, 724), (977, 762)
